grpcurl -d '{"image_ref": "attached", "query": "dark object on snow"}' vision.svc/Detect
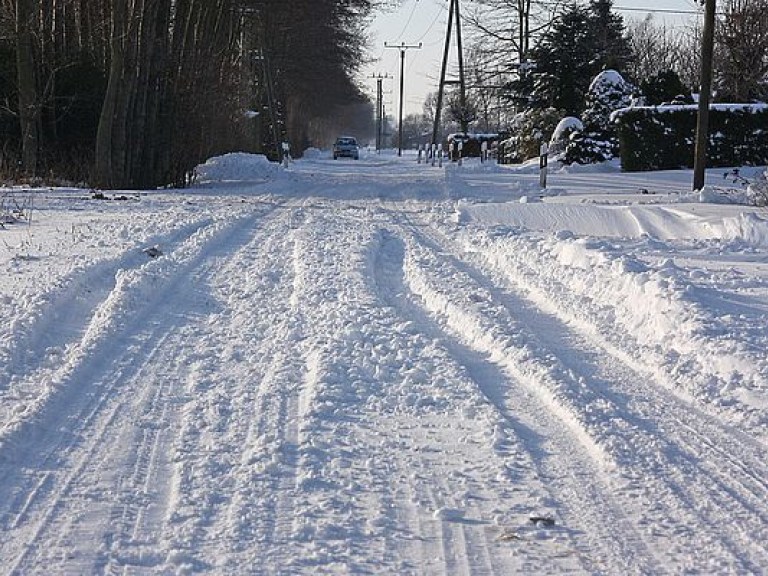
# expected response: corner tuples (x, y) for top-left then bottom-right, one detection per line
(143, 246), (163, 259)
(497, 530), (522, 542)
(92, 191), (107, 200)
(529, 516), (556, 527)
(333, 136), (359, 160)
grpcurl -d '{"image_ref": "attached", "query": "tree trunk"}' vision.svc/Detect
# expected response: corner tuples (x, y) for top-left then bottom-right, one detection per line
(16, 0), (40, 175)
(94, 0), (127, 188)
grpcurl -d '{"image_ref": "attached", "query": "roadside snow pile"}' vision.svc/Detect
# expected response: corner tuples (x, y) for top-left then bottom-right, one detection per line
(194, 153), (278, 184)
(302, 147), (326, 160)
(463, 228), (768, 434)
(675, 185), (757, 206)
(459, 202), (768, 246)
(720, 212), (768, 246)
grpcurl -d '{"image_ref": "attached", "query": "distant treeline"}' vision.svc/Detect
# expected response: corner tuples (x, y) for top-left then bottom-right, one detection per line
(0, 0), (374, 188)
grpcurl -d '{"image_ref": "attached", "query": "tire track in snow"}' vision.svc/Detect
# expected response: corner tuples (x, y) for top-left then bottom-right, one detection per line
(388, 223), (667, 574)
(468, 226), (768, 443)
(373, 230), (593, 575)
(460, 233), (768, 571)
(0, 217), (214, 407)
(157, 203), (313, 571)
(407, 220), (768, 573)
(0, 205), (275, 573)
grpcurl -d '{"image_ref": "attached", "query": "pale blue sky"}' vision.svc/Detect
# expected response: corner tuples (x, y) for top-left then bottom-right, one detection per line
(362, 0), (702, 115)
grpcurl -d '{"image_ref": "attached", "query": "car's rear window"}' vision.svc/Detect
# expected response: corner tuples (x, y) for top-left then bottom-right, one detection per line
(336, 138), (356, 145)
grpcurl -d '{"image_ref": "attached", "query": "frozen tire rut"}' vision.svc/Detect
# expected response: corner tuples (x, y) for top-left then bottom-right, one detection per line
(2, 170), (767, 574)
(0, 203), (283, 573)
(398, 218), (768, 573)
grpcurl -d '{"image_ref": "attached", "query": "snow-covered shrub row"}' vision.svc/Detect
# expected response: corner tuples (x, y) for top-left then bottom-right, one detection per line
(445, 133), (500, 158)
(613, 104), (768, 172)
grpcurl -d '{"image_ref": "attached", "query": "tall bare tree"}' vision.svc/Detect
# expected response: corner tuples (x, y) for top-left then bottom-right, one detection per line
(3, 0), (376, 186)
(15, 0), (39, 175)
(714, 0), (768, 102)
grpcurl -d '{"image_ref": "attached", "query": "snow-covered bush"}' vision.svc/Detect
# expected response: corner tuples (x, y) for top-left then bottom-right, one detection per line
(747, 169), (768, 207)
(549, 116), (584, 159)
(565, 70), (636, 165)
(502, 107), (563, 163)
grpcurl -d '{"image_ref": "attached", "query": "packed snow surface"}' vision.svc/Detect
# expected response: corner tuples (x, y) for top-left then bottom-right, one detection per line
(1, 151), (768, 574)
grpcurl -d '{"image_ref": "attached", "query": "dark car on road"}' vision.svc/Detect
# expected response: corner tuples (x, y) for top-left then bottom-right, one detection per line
(333, 136), (359, 160)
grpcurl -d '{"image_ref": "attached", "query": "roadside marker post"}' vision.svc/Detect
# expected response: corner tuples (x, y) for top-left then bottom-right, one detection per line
(282, 142), (291, 168)
(539, 143), (548, 189)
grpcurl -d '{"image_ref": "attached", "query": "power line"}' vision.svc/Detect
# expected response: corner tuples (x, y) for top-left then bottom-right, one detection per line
(613, 5), (701, 15)
(534, 1), (703, 15)
(393, 0), (420, 43)
(416, 4), (446, 44)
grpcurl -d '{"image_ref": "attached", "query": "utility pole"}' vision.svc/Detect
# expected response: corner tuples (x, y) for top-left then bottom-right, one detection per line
(377, 77), (383, 152)
(432, 0), (468, 147)
(693, 0), (717, 191)
(370, 73), (390, 152)
(385, 42), (422, 156)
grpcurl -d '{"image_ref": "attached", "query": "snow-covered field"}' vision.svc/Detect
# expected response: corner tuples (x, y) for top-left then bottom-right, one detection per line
(1, 150), (767, 574)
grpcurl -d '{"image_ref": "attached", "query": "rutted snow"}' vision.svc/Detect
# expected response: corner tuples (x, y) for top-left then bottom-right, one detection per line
(1, 151), (767, 574)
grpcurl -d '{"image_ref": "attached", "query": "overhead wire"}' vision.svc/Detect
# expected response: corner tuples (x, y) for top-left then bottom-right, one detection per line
(392, 0), (420, 43)
(416, 2), (447, 44)
(533, 0), (703, 15)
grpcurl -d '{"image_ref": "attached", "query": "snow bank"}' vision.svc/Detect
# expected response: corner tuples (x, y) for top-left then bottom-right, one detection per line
(302, 147), (326, 160)
(194, 152), (279, 183)
(464, 228), (768, 431)
(459, 202), (768, 246)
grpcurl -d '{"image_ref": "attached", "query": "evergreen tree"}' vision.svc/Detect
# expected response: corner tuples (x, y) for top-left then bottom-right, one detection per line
(528, 5), (592, 115)
(528, 0), (633, 116)
(588, 0), (633, 74)
(564, 69), (636, 164)
(640, 70), (690, 106)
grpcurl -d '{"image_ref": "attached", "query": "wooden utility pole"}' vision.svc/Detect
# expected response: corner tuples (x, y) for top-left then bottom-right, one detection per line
(370, 74), (390, 152)
(385, 42), (422, 156)
(377, 77), (383, 152)
(431, 0), (468, 147)
(693, 0), (717, 191)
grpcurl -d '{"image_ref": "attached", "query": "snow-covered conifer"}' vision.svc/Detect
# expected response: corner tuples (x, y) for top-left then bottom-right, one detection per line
(565, 69), (636, 164)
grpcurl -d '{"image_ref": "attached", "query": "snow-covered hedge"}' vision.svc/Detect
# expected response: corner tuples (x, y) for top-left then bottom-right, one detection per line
(613, 104), (768, 172)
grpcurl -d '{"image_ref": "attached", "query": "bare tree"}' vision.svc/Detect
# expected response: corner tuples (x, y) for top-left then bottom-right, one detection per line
(714, 0), (768, 102)
(15, 0), (39, 175)
(465, 0), (560, 68)
(4, 0), (375, 186)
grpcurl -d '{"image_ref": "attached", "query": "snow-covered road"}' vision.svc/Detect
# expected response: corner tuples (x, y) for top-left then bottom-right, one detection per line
(1, 153), (767, 574)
